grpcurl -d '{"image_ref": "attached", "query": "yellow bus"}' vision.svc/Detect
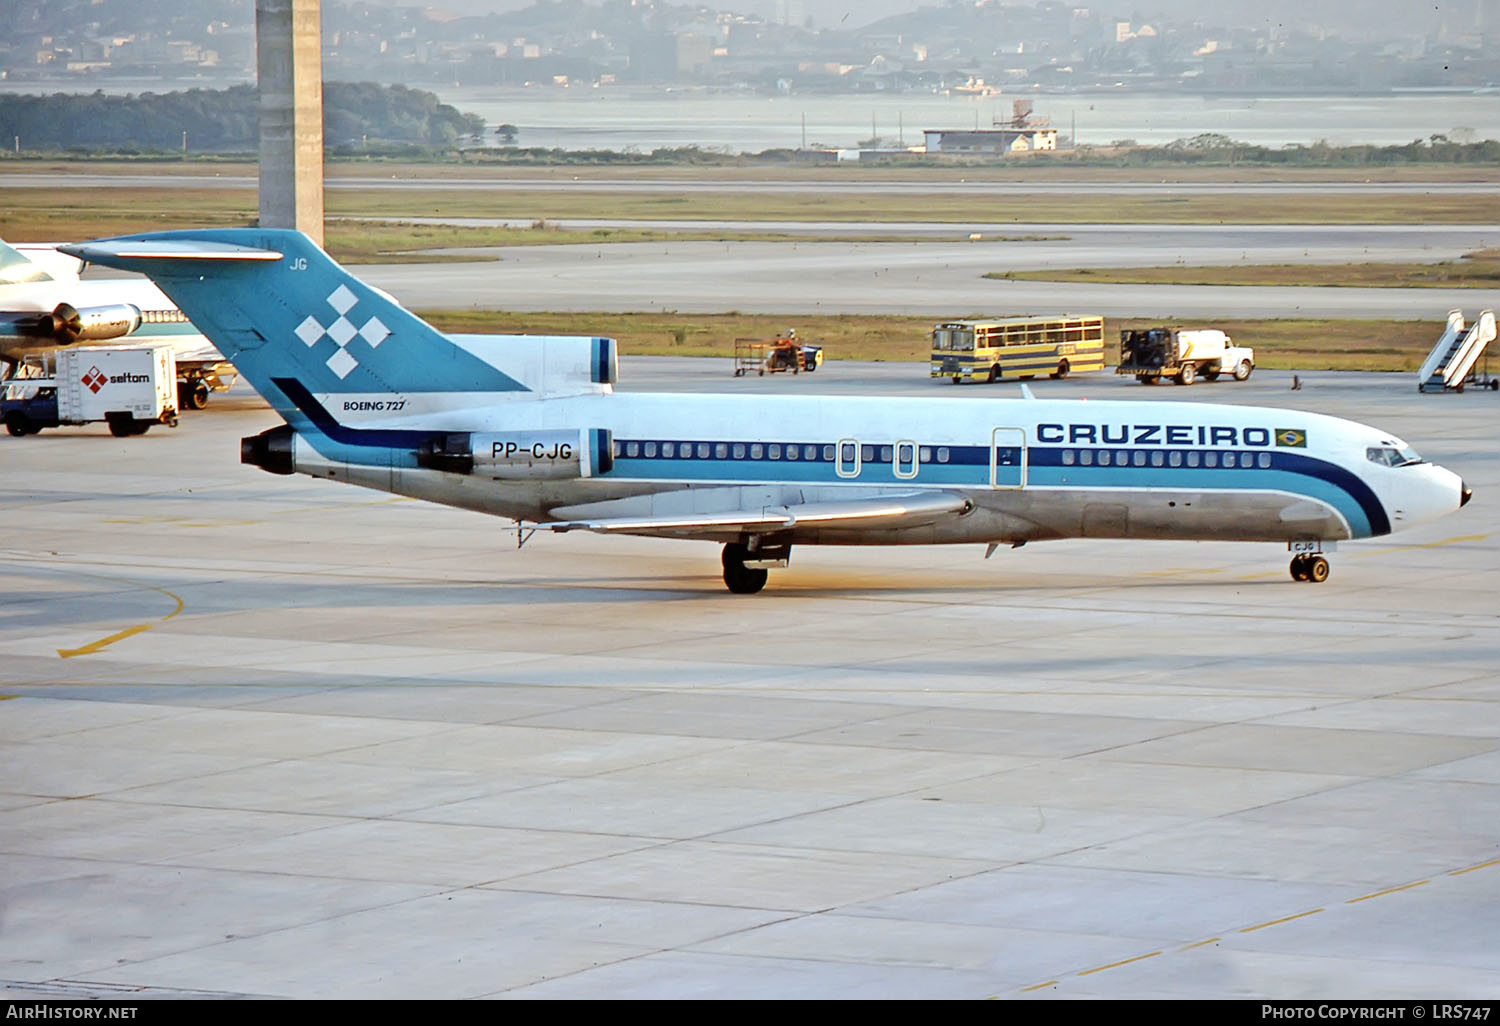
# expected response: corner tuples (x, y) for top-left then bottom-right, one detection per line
(930, 315), (1106, 384)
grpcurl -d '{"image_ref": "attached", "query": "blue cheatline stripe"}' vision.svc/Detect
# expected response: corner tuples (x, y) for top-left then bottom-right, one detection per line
(131, 321), (205, 339)
(1024, 448), (1387, 537)
(272, 377), (446, 450)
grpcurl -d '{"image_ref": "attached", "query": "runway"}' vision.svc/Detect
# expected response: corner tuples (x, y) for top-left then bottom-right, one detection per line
(8, 171), (1497, 196)
(355, 231), (1498, 318)
(2, 361), (1498, 998)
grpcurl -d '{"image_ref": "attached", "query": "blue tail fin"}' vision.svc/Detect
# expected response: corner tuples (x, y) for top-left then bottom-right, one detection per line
(60, 229), (527, 423)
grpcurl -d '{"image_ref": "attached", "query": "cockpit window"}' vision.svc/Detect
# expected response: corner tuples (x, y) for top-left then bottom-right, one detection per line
(1366, 445), (1423, 467)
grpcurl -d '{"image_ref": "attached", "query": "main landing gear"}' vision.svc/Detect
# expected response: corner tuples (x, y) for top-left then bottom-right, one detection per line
(1290, 553), (1331, 583)
(721, 538), (792, 594)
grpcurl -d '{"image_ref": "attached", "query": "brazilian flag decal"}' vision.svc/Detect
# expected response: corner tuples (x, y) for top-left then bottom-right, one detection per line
(1276, 428), (1307, 448)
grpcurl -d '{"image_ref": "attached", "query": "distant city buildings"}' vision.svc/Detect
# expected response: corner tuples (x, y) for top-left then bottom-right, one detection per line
(1, 0), (1495, 96)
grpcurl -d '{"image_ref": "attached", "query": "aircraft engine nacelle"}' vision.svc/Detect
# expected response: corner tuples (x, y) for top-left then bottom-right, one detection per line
(417, 428), (614, 479)
(48, 302), (143, 344)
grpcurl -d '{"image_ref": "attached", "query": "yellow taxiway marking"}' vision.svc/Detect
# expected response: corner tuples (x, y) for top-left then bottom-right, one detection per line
(1352, 532), (1492, 558)
(1019, 850), (1493, 995)
(1077, 951), (1161, 976)
(1240, 909), (1324, 932)
(1347, 881), (1429, 903)
(1179, 937), (1221, 950)
(56, 586), (185, 659)
(1449, 857), (1500, 877)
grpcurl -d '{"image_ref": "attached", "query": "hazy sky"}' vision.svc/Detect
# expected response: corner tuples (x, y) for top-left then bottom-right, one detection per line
(394, 1), (1481, 37)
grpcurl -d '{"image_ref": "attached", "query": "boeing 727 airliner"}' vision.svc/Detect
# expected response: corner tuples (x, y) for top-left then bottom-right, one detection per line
(62, 229), (1472, 593)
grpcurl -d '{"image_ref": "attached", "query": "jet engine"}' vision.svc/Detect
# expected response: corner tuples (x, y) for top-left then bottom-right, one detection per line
(45, 302), (143, 344)
(418, 428), (613, 479)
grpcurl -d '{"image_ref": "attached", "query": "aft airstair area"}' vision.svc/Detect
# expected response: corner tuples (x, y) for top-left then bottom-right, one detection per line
(1419, 309), (1497, 393)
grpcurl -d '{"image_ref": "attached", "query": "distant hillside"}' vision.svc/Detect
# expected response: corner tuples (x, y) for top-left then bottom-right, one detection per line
(0, 82), (486, 152)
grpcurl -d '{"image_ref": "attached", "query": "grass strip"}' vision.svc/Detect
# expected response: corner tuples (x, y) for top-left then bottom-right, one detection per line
(986, 250), (1500, 288)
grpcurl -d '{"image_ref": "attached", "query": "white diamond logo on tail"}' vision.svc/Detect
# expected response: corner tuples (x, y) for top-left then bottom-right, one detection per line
(326, 348), (358, 379)
(296, 316), (325, 347)
(360, 317), (389, 347)
(327, 284), (357, 315)
(328, 317), (358, 347)
(296, 286), (392, 378)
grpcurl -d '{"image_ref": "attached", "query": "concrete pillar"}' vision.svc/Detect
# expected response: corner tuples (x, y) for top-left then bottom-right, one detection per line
(256, 0), (324, 246)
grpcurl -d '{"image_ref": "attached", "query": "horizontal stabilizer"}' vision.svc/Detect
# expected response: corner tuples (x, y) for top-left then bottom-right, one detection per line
(541, 490), (973, 537)
(60, 240), (284, 264)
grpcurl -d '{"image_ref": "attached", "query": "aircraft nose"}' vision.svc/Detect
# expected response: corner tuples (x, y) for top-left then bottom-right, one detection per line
(1461, 482), (1473, 508)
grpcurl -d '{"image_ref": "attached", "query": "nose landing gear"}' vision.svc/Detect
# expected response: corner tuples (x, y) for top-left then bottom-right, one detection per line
(1290, 554), (1331, 583)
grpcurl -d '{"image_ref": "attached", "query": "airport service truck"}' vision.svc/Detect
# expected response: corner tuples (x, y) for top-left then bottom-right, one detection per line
(1117, 328), (1255, 386)
(2, 344), (179, 437)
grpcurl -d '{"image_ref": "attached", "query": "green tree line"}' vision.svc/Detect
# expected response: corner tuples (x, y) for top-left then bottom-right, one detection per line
(0, 82), (485, 152)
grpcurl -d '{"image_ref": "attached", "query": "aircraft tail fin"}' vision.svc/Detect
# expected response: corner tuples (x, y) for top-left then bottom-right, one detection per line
(0, 238), (53, 284)
(61, 229), (529, 426)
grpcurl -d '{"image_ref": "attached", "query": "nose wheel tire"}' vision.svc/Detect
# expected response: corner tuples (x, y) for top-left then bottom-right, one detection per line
(1290, 555), (1330, 583)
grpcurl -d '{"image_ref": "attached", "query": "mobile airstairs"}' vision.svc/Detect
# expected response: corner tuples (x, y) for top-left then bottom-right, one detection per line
(1418, 309), (1497, 393)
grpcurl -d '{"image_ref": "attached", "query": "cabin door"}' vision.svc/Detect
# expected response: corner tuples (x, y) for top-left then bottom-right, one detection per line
(990, 427), (1027, 489)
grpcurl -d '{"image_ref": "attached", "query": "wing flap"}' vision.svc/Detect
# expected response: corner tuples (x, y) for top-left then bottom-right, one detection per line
(541, 491), (973, 537)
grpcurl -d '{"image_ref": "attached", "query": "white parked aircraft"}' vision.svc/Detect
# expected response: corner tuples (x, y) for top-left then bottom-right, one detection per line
(63, 229), (1472, 592)
(0, 238), (234, 408)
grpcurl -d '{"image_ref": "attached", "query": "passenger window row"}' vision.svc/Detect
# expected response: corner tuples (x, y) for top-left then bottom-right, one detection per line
(613, 441), (954, 465)
(1058, 449), (1273, 469)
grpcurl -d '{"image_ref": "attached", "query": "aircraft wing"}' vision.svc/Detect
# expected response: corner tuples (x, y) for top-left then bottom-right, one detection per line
(540, 490), (974, 538)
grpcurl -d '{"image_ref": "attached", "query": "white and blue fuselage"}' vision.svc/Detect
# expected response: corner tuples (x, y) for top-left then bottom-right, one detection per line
(301, 387), (1460, 546)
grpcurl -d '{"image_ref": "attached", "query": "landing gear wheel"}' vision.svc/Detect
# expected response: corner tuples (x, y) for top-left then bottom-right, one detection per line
(722, 543), (768, 595)
(180, 380), (210, 410)
(1290, 555), (1330, 583)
